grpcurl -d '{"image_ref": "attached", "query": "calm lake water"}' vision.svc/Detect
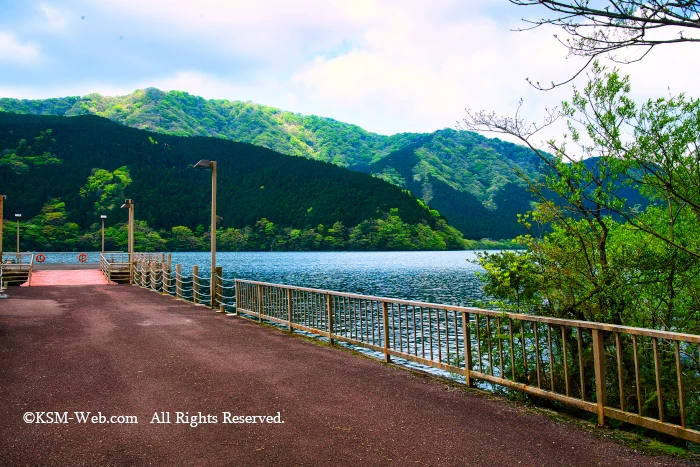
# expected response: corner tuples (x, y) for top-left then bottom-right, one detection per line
(169, 251), (489, 307)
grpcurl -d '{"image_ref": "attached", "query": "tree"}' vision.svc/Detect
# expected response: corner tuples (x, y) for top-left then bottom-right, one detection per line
(511, 0), (700, 88)
(463, 63), (700, 335)
(464, 62), (700, 261)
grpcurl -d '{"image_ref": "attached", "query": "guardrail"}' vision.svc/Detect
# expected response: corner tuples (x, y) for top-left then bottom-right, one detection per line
(120, 254), (700, 443)
(1, 252), (35, 286)
(99, 252), (133, 283)
(127, 256), (236, 312)
(234, 279), (700, 444)
(32, 251), (116, 264)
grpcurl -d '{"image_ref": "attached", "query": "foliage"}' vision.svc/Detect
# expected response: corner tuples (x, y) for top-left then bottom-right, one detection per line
(466, 67), (700, 433)
(0, 113), (472, 252)
(0, 129), (61, 174)
(0, 88), (545, 239)
(80, 166), (132, 212)
(470, 64), (700, 335)
(3, 203), (470, 253)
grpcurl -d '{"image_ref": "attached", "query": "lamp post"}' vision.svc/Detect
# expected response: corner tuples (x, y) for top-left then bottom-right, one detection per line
(120, 199), (134, 283)
(15, 214), (21, 255)
(193, 159), (217, 308)
(100, 215), (107, 253)
(0, 195), (5, 264)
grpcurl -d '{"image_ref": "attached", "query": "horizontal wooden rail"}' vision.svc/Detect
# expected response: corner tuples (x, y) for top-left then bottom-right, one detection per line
(237, 280), (700, 344)
(117, 260), (700, 444)
(235, 278), (700, 444)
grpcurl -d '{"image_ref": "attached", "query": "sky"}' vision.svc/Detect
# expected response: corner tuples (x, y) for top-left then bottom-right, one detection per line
(0, 0), (698, 145)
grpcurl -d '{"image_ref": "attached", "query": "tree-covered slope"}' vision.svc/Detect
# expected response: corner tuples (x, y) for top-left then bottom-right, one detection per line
(0, 89), (417, 168)
(0, 89), (544, 238)
(0, 113), (472, 251)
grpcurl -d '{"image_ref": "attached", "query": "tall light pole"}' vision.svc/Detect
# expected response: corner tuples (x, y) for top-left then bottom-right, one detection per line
(100, 215), (107, 253)
(0, 195), (5, 264)
(15, 214), (21, 254)
(120, 199), (134, 283)
(193, 159), (217, 308)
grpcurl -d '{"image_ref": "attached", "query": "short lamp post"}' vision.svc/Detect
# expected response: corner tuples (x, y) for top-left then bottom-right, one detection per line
(15, 214), (21, 255)
(193, 159), (217, 308)
(100, 215), (107, 253)
(120, 199), (134, 283)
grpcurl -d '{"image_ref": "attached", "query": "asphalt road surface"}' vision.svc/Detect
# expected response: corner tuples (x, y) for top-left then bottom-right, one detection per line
(1, 285), (695, 466)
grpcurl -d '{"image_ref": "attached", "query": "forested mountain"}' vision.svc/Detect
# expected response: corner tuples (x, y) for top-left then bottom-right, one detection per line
(0, 89), (544, 239)
(0, 113), (482, 252)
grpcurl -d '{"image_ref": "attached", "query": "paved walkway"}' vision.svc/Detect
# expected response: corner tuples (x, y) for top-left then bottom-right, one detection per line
(24, 269), (111, 286)
(0, 285), (694, 466)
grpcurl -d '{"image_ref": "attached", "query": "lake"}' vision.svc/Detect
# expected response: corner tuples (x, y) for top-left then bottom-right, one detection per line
(169, 251), (489, 307)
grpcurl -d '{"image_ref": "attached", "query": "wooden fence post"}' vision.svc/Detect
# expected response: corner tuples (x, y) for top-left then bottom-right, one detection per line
(234, 279), (239, 314)
(287, 288), (293, 332)
(175, 264), (182, 300)
(159, 262), (166, 295)
(463, 312), (473, 387)
(150, 262), (155, 290)
(257, 284), (263, 322)
(193, 265), (199, 304)
(326, 293), (334, 345)
(168, 261), (173, 295)
(592, 329), (607, 426)
(215, 266), (223, 312)
(382, 301), (391, 363)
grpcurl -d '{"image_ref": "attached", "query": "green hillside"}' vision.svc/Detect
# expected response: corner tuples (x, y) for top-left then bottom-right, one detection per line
(0, 113), (474, 252)
(0, 89), (543, 239)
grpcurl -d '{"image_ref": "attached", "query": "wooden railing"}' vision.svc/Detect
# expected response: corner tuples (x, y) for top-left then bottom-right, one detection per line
(100, 252), (133, 283)
(235, 279), (700, 443)
(32, 251), (114, 264)
(128, 256), (235, 311)
(1, 252), (35, 286)
(119, 255), (700, 443)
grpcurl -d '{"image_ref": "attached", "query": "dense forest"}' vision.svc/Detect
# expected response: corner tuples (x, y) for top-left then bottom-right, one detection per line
(0, 112), (519, 252)
(0, 89), (544, 239)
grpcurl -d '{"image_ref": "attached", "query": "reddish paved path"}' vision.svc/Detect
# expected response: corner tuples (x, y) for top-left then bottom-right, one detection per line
(0, 285), (695, 466)
(25, 269), (111, 286)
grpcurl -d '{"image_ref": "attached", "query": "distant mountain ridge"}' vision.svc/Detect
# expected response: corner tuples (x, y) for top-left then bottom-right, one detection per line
(0, 113), (471, 252)
(0, 89), (544, 239)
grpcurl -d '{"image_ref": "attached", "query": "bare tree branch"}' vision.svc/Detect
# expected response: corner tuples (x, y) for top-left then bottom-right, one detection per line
(511, 1), (700, 89)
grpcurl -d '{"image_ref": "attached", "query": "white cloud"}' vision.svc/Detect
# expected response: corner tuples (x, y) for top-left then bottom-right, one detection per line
(39, 3), (68, 32)
(0, 32), (41, 64)
(0, 81), (133, 100)
(143, 70), (259, 100)
(289, 6), (577, 140)
(86, 0), (372, 63)
(288, 2), (699, 144)
(1, 0), (698, 147)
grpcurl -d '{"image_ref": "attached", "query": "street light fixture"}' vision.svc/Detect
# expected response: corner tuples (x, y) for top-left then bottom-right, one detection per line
(15, 214), (21, 254)
(193, 159), (217, 309)
(100, 215), (107, 253)
(120, 199), (134, 283)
